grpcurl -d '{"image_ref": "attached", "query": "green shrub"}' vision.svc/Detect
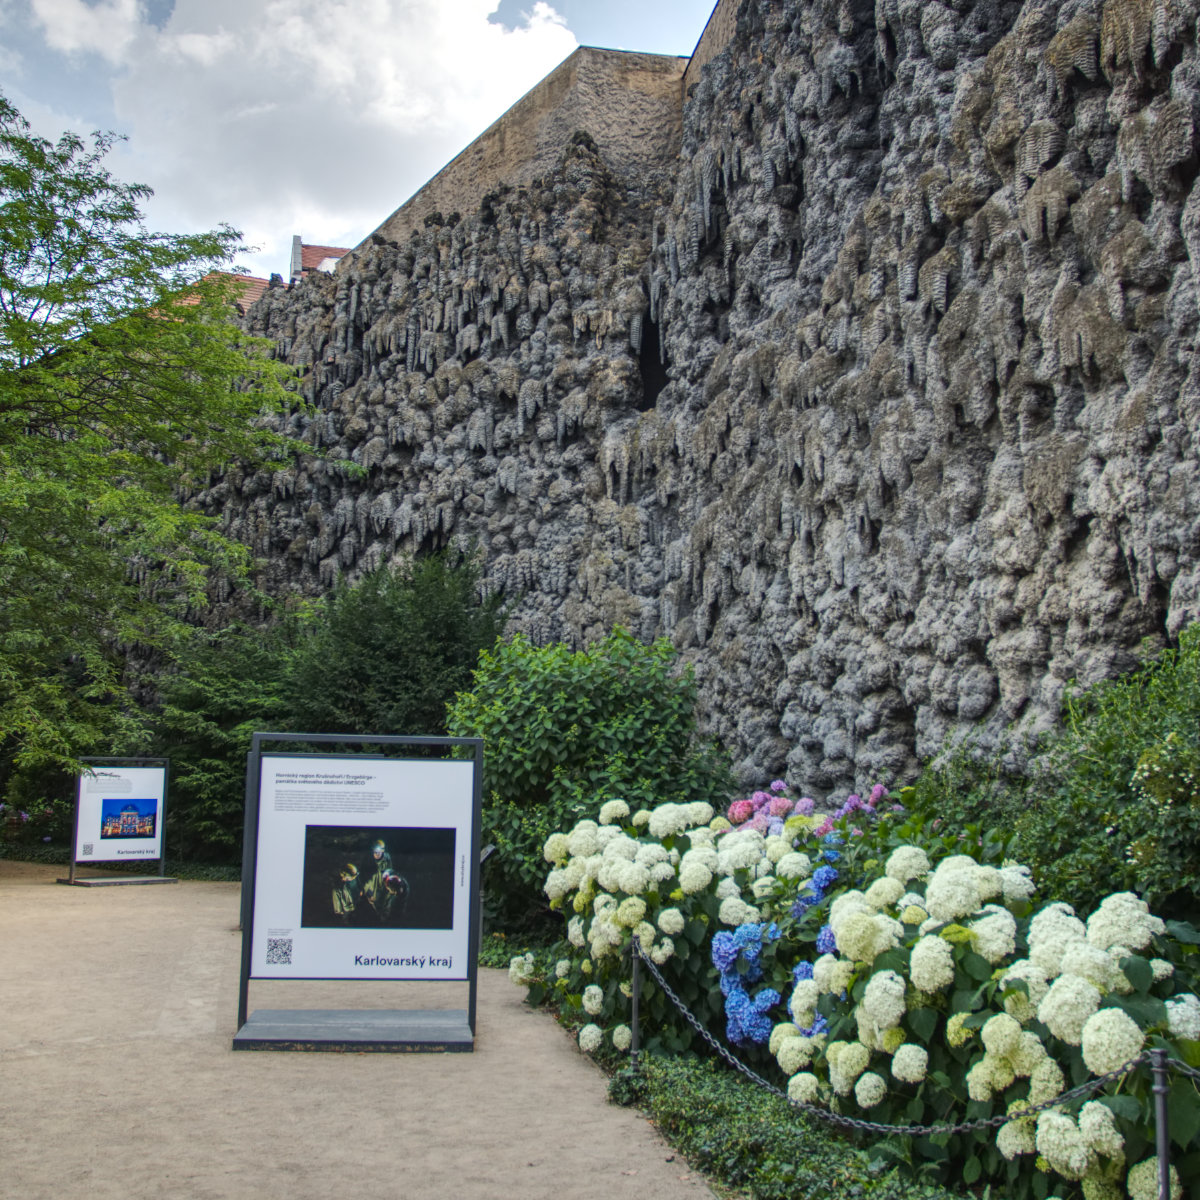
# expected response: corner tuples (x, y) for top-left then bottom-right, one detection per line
(622, 1055), (968, 1200)
(911, 627), (1200, 922)
(446, 627), (732, 928)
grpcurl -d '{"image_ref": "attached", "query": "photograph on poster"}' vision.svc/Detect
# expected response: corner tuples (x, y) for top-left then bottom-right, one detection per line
(301, 825), (455, 929)
(99, 798), (158, 840)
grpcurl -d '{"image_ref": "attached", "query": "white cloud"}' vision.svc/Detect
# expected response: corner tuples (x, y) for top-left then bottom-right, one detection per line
(29, 0), (141, 64)
(94, 0), (577, 277)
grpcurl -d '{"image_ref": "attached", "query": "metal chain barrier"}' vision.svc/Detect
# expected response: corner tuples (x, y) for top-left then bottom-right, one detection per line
(629, 941), (1174, 1138)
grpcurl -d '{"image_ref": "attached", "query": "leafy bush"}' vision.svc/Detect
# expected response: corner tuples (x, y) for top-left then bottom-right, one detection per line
(620, 1055), (969, 1200)
(446, 627), (732, 927)
(911, 627), (1200, 922)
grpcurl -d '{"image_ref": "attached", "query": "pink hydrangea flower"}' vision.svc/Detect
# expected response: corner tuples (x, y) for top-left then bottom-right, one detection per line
(814, 816), (835, 837)
(749, 813), (770, 833)
(728, 799), (754, 824)
(768, 797), (793, 817)
(751, 790), (772, 809)
(870, 783), (887, 805)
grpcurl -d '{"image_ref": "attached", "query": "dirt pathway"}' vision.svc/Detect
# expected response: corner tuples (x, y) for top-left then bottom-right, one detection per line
(0, 860), (715, 1199)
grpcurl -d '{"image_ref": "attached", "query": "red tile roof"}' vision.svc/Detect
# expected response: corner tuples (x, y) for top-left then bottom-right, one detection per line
(230, 273), (270, 311)
(300, 243), (350, 271)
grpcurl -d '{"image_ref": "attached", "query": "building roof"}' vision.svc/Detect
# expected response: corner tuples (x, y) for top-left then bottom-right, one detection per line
(300, 243), (350, 271)
(229, 273), (270, 312)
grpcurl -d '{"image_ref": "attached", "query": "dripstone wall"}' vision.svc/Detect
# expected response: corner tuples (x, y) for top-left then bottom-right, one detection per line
(208, 0), (1200, 791)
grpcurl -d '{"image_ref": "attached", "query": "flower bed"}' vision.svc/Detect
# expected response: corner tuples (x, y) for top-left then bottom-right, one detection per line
(513, 783), (1200, 1200)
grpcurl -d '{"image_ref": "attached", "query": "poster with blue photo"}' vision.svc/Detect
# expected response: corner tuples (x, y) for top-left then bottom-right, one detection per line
(75, 766), (166, 862)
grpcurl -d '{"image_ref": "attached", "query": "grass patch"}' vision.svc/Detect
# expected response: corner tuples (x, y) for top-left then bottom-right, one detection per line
(612, 1055), (968, 1200)
(0, 841), (241, 882)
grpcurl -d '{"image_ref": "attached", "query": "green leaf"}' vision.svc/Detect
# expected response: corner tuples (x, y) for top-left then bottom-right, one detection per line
(961, 951), (994, 982)
(1121, 955), (1154, 994)
(962, 1155), (982, 1184)
(1169, 1082), (1200, 1147)
(908, 1006), (938, 1043)
(1167, 920), (1200, 945)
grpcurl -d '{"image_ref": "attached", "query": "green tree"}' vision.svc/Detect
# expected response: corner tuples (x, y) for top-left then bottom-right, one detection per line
(0, 94), (296, 783)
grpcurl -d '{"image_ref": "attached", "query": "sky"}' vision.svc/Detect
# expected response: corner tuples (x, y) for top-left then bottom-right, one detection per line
(0, 0), (718, 279)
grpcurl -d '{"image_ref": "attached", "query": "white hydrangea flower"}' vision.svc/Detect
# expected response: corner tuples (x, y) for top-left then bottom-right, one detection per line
(769, 1022), (801, 1054)
(582, 984), (604, 1015)
(567, 915), (586, 947)
(1036, 1112), (1095, 1180)
(544, 832), (570, 864)
(656, 907), (685, 936)
(838, 1041), (870, 1082)
(646, 803), (688, 838)
(813, 953), (854, 996)
(682, 844), (718, 871)
(633, 843), (668, 868)
(632, 808), (651, 827)
(649, 937), (675, 964)
(1029, 902), (1089, 978)
(1080, 1007), (1144, 1076)
(716, 830), (767, 875)
(1062, 943), (1126, 994)
(925, 867), (982, 924)
(1166, 993), (1200, 1040)
(975, 865), (1003, 902)
(617, 861), (653, 895)
(595, 825), (621, 848)
(999, 958), (1050, 1024)
(910, 934), (956, 992)
(685, 801), (715, 827)
(884, 845), (930, 883)
(835, 912), (897, 964)
(1029, 1056), (1066, 1104)
(1150, 958), (1174, 982)
(865, 876), (906, 911)
(965, 1059), (994, 1102)
(777, 1035), (818, 1075)
(555, 959), (571, 978)
(602, 834), (639, 861)
(752, 875), (777, 898)
(715, 877), (741, 900)
(1087, 893), (1165, 953)
(578, 1023), (602, 1053)
(971, 905), (1017, 964)
(855, 1071), (887, 1108)
(764, 835), (790, 864)
(544, 868), (571, 902)
(1010, 1031), (1048, 1077)
(1038, 973), (1102, 1045)
(997, 1118), (1035, 1159)
(1078, 1101), (1125, 1159)
(687, 827), (715, 847)
(647, 861), (675, 884)
(1127, 1157), (1182, 1200)
(633, 921), (656, 950)
(862, 970), (906, 1030)
(999, 862), (1036, 903)
(678, 862), (712, 894)
(787, 1072), (820, 1104)
(615, 896), (647, 928)
(981, 1012), (1023, 1058)
(891, 1043), (928, 1084)
(598, 799), (630, 825)
(593, 892), (617, 916)
(566, 820), (600, 857)
(829, 890), (871, 930)
(718, 896), (751, 925)
(776, 851), (812, 880)
(611, 1023), (633, 1050)
(508, 952), (536, 986)
(709, 816), (731, 832)
(789, 980), (820, 1026)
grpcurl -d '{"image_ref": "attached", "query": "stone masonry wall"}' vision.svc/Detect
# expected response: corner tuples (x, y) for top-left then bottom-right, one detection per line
(204, 0), (1200, 793)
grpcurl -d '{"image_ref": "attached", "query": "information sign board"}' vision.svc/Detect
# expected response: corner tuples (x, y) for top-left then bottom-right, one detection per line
(74, 763), (167, 863)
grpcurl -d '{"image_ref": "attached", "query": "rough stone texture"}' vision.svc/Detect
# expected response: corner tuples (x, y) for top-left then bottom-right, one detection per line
(683, 0), (742, 94)
(202, 0), (1200, 794)
(368, 48), (686, 247)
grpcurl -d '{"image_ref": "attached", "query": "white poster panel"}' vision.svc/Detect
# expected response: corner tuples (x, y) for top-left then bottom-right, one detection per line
(74, 765), (167, 863)
(250, 755), (475, 981)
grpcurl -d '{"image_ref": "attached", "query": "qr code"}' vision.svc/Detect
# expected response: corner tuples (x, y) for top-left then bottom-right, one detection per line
(81, 843), (94, 856)
(266, 937), (293, 965)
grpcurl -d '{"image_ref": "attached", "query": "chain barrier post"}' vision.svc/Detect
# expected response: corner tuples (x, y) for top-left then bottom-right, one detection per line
(1152, 1048), (1171, 1200)
(630, 942), (641, 1074)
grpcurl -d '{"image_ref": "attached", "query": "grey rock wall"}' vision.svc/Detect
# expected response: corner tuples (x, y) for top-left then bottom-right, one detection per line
(199, 0), (1200, 794)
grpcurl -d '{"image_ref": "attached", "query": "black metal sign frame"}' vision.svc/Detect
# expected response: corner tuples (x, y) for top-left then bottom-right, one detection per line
(234, 732), (484, 1052)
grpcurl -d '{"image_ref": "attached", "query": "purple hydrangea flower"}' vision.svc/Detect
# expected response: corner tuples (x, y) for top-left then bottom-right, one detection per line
(770, 779), (788, 793)
(795, 797), (815, 816)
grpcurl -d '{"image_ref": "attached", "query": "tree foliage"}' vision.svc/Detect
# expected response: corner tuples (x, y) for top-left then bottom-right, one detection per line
(0, 94), (297, 781)
(153, 552), (505, 862)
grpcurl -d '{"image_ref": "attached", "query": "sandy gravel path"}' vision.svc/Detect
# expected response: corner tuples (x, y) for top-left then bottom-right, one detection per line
(0, 860), (715, 1200)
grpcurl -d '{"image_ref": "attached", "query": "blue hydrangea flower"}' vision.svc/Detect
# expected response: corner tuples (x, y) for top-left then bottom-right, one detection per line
(711, 931), (738, 972)
(812, 865), (839, 892)
(793, 961), (814, 984)
(816, 923), (837, 954)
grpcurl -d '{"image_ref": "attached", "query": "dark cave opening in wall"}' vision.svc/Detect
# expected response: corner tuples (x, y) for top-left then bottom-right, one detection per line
(638, 316), (669, 411)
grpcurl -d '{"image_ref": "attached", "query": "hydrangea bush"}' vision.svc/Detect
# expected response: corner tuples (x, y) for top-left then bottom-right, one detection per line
(766, 848), (1200, 1200)
(515, 782), (1200, 1200)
